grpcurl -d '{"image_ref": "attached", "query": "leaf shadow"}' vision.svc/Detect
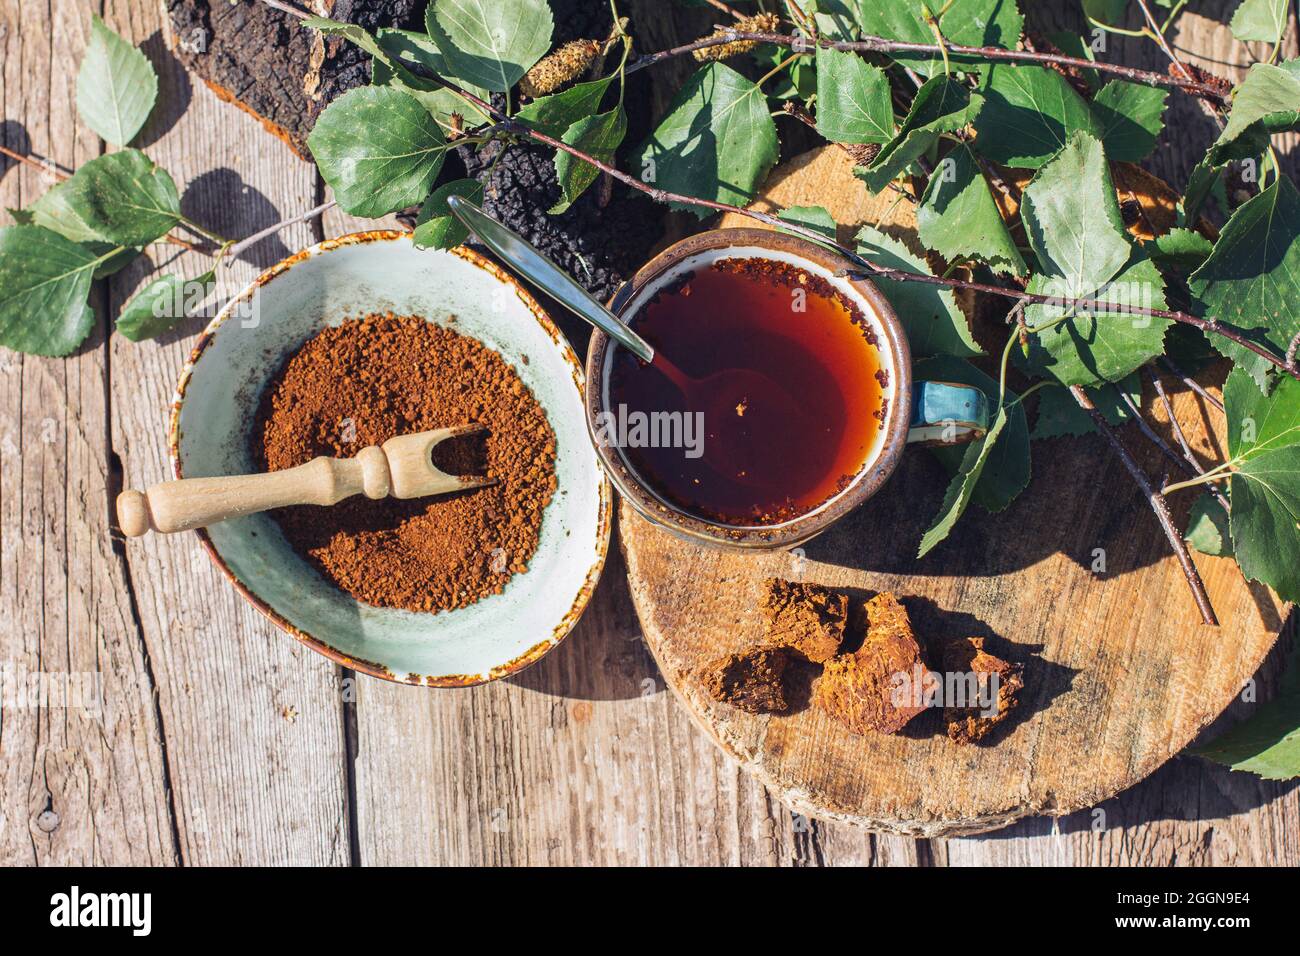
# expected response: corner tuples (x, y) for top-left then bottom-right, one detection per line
(960, 620), (1298, 840)
(132, 31), (193, 150)
(181, 167), (290, 269)
(0, 119), (32, 185)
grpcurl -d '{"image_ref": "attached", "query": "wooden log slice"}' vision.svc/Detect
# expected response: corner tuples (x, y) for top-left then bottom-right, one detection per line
(619, 146), (1289, 836)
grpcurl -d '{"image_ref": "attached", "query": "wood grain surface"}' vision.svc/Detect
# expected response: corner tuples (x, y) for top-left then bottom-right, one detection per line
(0, 0), (1296, 865)
(624, 143), (1287, 835)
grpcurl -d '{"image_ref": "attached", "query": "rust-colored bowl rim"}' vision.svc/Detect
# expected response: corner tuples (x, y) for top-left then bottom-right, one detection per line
(169, 230), (613, 687)
(586, 228), (913, 551)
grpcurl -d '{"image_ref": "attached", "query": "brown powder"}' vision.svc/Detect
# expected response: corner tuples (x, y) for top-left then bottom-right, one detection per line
(254, 313), (558, 612)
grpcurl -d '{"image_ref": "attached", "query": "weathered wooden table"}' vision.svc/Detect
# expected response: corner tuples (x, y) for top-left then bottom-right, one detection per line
(1, 1), (1297, 866)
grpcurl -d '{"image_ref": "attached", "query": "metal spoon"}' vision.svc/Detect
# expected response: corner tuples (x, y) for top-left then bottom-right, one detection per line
(447, 195), (656, 362)
(446, 197), (813, 476)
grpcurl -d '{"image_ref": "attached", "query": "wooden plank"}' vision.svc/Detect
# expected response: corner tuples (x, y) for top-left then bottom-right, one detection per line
(105, 0), (349, 865)
(0, 0), (175, 866)
(351, 534), (789, 865)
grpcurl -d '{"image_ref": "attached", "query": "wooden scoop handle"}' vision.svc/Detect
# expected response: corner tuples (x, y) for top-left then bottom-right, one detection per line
(119, 446), (405, 537)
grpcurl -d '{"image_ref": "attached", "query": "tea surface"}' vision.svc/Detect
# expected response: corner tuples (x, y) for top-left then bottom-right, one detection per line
(607, 258), (886, 526)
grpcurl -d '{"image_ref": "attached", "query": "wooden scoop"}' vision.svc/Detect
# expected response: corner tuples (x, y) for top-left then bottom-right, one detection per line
(116, 425), (495, 538)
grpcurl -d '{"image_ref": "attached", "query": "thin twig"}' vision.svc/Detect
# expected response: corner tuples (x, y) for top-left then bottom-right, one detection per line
(837, 266), (1300, 384)
(784, 0), (814, 35)
(223, 200), (337, 264)
(289, 10), (1299, 382)
(701, 0), (745, 20)
(1071, 385), (1219, 626)
(1159, 356), (1225, 412)
(1134, 0), (1186, 75)
(1117, 388), (1197, 480)
(1146, 366), (1230, 511)
(623, 28), (1229, 101)
(1133, 0), (1226, 132)
(256, 0), (313, 18)
(260, 0), (1225, 102)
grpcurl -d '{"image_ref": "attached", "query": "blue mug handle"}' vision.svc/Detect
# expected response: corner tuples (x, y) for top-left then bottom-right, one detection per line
(908, 381), (991, 445)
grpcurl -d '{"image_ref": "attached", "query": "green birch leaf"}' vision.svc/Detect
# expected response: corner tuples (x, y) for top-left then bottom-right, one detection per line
(814, 47), (893, 144)
(1192, 632), (1300, 780)
(25, 180), (112, 244)
(116, 270), (215, 342)
(1031, 374), (1140, 439)
(76, 15), (158, 147)
(308, 87), (447, 218)
(1188, 177), (1300, 392)
(1185, 491), (1233, 557)
(0, 226), (105, 356)
(1021, 130), (1129, 299)
(634, 63), (778, 217)
(972, 64), (1101, 169)
(1230, 0), (1289, 43)
(551, 108), (626, 214)
(917, 144), (1026, 276)
(852, 0), (1024, 77)
(1091, 80), (1168, 161)
(920, 355), (1031, 515)
(777, 206), (838, 240)
(1209, 61), (1300, 164)
(854, 225), (982, 358)
(55, 150), (180, 247)
(424, 0), (553, 92)
(516, 77), (613, 138)
(1150, 227), (1214, 271)
(1182, 158), (1223, 225)
(412, 179), (484, 251)
(21, 183), (146, 277)
(859, 76), (982, 194)
(1230, 444), (1300, 602)
(1022, 247), (1171, 385)
(919, 405), (1010, 556)
(1224, 365), (1300, 458)
(369, 27), (492, 130)
(808, 0), (859, 39)
(1081, 0), (1128, 24)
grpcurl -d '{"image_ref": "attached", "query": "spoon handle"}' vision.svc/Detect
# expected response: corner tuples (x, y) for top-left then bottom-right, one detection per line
(115, 450), (394, 537)
(447, 196), (656, 363)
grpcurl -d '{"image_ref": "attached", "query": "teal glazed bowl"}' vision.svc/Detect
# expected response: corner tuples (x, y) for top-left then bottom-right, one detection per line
(169, 232), (612, 686)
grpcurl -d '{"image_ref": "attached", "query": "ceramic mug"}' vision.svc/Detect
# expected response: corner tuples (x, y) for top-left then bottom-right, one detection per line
(584, 228), (989, 550)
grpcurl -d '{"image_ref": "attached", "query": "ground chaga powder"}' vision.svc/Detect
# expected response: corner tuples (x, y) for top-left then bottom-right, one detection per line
(254, 313), (558, 612)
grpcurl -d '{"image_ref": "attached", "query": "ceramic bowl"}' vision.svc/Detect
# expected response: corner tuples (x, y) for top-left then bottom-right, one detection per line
(170, 232), (612, 686)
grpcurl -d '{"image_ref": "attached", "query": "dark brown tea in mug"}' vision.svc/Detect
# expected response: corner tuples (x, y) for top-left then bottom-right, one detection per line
(606, 257), (887, 526)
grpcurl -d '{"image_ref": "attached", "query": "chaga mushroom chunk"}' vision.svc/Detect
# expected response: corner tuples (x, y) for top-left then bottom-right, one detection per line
(699, 647), (793, 715)
(812, 592), (927, 735)
(941, 637), (1024, 745)
(759, 578), (848, 664)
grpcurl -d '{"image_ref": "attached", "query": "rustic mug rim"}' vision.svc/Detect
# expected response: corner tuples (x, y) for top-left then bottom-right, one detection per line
(584, 227), (913, 551)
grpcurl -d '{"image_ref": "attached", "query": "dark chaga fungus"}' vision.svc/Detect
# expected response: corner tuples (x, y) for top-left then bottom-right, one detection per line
(167, 1), (425, 158)
(167, 0), (618, 159)
(461, 140), (662, 304)
(168, 0), (663, 300)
